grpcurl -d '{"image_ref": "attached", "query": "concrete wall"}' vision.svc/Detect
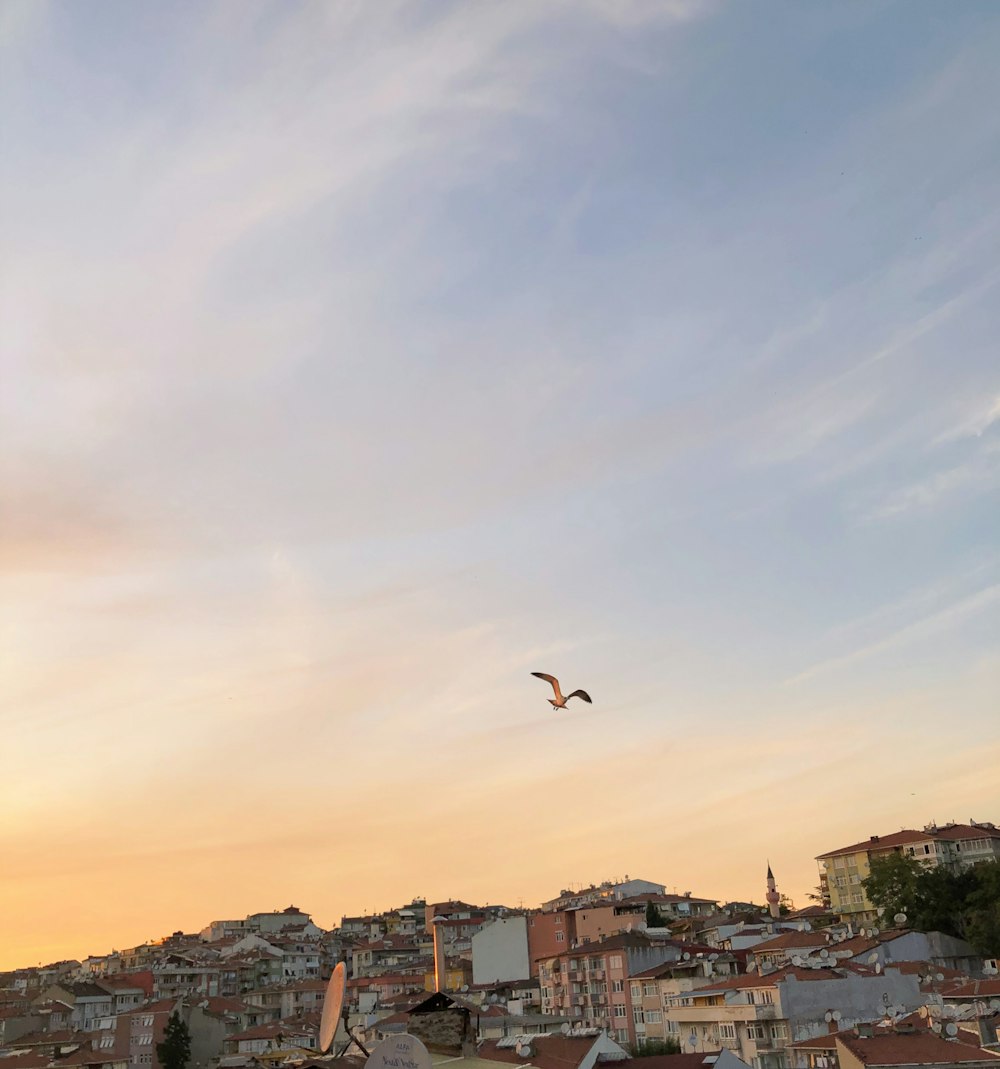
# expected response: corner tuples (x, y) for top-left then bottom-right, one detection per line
(472, 917), (530, 986)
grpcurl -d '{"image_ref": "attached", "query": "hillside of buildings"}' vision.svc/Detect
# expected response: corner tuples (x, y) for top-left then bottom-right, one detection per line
(2, 821), (999, 1069)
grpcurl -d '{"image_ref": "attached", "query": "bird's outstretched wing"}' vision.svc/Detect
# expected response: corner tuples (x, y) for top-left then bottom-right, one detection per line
(566, 689), (592, 704)
(531, 671), (563, 699)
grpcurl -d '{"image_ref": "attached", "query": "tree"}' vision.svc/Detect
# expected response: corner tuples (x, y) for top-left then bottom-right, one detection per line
(629, 1038), (681, 1057)
(156, 1012), (191, 1069)
(645, 901), (666, 928)
(862, 855), (1000, 956)
(965, 862), (1000, 957)
(861, 853), (922, 922)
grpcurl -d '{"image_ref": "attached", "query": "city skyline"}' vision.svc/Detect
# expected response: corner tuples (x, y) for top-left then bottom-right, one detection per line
(3, 2), (999, 971)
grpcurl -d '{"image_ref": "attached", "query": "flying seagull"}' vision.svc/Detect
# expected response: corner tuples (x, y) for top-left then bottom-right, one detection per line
(531, 672), (592, 709)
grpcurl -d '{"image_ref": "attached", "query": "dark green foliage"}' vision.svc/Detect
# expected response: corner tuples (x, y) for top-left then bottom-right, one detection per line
(630, 1038), (682, 1057)
(862, 855), (1000, 955)
(645, 900), (666, 928)
(156, 1012), (191, 1069)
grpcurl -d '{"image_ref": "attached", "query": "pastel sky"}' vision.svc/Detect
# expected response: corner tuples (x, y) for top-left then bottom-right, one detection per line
(2, 0), (999, 971)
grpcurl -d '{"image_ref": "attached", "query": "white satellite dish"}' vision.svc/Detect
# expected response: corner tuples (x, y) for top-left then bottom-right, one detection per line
(945, 1024), (958, 1037)
(683, 952), (690, 960)
(365, 1034), (432, 1069)
(824, 1013), (833, 1023)
(871, 927), (880, 936)
(561, 1024), (571, 1036)
(687, 1034), (698, 1050)
(792, 956), (804, 966)
(875, 963), (882, 974)
(989, 999), (1000, 1011)
(893, 913), (907, 925)
(820, 949), (829, 959)
(319, 962), (347, 1054)
(936, 973), (944, 982)
(932, 1023), (942, 1034)
(867, 954), (879, 965)
(833, 1011), (842, 1022)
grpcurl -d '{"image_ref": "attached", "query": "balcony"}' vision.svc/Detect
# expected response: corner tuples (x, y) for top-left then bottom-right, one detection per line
(589, 969), (606, 980)
(667, 1004), (779, 1025)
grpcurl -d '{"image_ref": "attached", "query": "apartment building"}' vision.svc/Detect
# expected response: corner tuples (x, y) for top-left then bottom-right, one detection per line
(663, 964), (924, 1069)
(538, 932), (686, 1047)
(816, 822), (1000, 921)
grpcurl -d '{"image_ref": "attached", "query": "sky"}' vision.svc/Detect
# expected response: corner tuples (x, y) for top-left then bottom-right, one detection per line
(1, 0), (999, 971)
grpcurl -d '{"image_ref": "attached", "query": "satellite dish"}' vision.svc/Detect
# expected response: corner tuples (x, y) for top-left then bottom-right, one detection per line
(841, 950), (854, 958)
(932, 1023), (942, 1034)
(936, 973), (944, 982)
(825, 1013), (833, 1023)
(868, 954), (879, 965)
(893, 913), (907, 925)
(319, 962), (347, 1054)
(792, 956), (804, 966)
(747, 961), (757, 972)
(683, 952), (690, 960)
(365, 1034), (432, 1069)
(561, 1024), (571, 1036)
(919, 1007), (929, 1019)
(875, 963), (882, 974)
(945, 1024), (958, 1037)
(833, 1011), (842, 1022)
(989, 999), (1000, 1011)
(871, 927), (880, 937)
(820, 949), (829, 959)
(687, 1034), (698, 1050)
(461, 985), (469, 993)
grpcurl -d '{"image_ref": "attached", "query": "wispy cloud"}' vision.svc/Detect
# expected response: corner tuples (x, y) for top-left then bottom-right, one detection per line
(784, 583), (1000, 687)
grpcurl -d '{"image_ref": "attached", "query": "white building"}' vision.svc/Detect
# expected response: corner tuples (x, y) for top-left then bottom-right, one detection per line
(472, 916), (531, 985)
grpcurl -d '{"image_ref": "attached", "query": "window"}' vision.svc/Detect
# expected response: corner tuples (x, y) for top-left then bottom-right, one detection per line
(616, 1029), (629, 1043)
(633, 1007), (645, 1024)
(556, 932), (565, 942)
(614, 1005), (627, 1018)
(771, 1023), (787, 1039)
(748, 1024), (766, 1041)
(613, 980), (624, 993)
(646, 1010), (662, 1024)
(630, 983), (641, 999)
(666, 1020), (680, 1035)
(643, 983), (656, 996)
(609, 956), (623, 969)
(719, 1024), (736, 1040)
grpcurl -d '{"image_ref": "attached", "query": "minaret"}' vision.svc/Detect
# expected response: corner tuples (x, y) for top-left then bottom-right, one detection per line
(766, 862), (781, 920)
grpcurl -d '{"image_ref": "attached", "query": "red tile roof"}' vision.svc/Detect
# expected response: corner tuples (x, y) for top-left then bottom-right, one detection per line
(942, 979), (1000, 999)
(817, 831), (929, 859)
(836, 1031), (1000, 1066)
(750, 931), (832, 952)
(477, 1036), (601, 1069)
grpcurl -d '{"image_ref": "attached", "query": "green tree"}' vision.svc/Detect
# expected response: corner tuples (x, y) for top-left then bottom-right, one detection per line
(863, 855), (1000, 956)
(861, 853), (922, 921)
(156, 1012), (191, 1069)
(965, 863), (1000, 957)
(645, 901), (666, 928)
(630, 1038), (681, 1057)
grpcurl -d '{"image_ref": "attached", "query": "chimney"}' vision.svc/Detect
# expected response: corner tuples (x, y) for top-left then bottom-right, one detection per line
(432, 919), (447, 994)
